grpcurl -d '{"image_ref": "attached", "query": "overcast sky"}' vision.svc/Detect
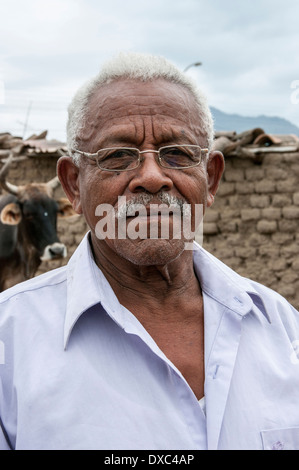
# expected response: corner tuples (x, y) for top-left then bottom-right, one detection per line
(0, 0), (298, 141)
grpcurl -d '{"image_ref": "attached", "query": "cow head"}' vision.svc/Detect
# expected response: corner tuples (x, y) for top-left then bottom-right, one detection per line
(0, 176), (76, 261)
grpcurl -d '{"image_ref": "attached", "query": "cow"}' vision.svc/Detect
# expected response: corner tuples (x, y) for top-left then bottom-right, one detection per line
(0, 157), (76, 291)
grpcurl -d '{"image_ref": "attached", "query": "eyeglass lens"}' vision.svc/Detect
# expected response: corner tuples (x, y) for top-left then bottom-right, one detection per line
(96, 146), (201, 171)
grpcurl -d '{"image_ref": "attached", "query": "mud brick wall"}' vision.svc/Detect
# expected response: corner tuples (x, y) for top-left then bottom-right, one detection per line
(202, 150), (299, 309)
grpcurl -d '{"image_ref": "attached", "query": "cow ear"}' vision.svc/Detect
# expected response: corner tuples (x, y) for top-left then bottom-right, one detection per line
(0, 202), (22, 225)
(57, 198), (78, 218)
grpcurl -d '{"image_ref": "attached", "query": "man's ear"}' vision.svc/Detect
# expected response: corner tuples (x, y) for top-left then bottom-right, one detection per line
(206, 150), (225, 208)
(56, 156), (83, 215)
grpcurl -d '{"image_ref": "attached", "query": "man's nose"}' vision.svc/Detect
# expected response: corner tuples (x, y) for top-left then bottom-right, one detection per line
(128, 152), (174, 194)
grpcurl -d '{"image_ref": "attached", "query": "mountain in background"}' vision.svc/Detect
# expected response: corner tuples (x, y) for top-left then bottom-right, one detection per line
(211, 107), (299, 136)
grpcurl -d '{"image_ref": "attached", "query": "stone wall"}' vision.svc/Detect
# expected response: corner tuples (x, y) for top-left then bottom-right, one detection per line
(202, 149), (299, 309)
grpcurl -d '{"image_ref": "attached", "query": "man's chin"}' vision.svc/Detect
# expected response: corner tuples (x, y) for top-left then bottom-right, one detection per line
(108, 237), (188, 266)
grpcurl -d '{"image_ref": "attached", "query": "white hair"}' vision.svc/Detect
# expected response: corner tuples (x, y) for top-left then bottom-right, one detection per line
(67, 52), (214, 164)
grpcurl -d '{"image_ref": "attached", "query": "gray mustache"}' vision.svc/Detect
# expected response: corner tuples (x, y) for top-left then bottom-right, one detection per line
(116, 192), (190, 219)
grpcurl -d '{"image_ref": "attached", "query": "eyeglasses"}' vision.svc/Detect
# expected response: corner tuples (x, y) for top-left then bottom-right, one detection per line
(71, 145), (209, 172)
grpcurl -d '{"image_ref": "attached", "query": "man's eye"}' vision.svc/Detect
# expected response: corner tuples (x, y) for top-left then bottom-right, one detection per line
(162, 148), (193, 160)
(99, 149), (138, 170)
(102, 149), (136, 159)
(107, 150), (132, 159)
(162, 147), (192, 158)
(165, 147), (186, 155)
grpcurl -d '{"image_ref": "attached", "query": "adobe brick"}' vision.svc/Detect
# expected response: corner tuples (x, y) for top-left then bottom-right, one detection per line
(231, 159), (252, 169)
(224, 168), (245, 182)
(259, 244), (279, 257)
(203, 222), (219, 235)
(281, 270), (299, 283)
(277, 284), (295, 298)
(234, 246), (257, 258)
(282, 206), (299, 219)
(224, 257), (243, 270)
(272, 232), (295, 245)
(289, 164), (299, 177)
(213, 196), (227, 208)
(266, 168), (288, 180)
(220, 209), (241, 220)
(283, 152), (299, 163)
(292, 258), (299, 271)
(241, 208), (261, 221)
(249, 194), (270, 208)
(276, 178), (298, 193)
(248, 233), (269, 246)
(217, 219), (240, 233)
(228, 195), (251, 209)
(235, 182), (255, 194)
(272, 194), (292, 207)
(245, 167), (265, 181)
(268, 258), (287, 271)
(255, 180), (276, 193)
(280, 243), (299, 257)
(257, 220), (277, 234)
(278, 219), (299, 233)
(204, 210), (219, 223)
(225, 234), (242, 246)
(262, 153), (284, 165)
(215, 247), (235, 259)
(293, 193), (299, 206)
(261, 207), (281, 220)
(217, 182), (235, 197)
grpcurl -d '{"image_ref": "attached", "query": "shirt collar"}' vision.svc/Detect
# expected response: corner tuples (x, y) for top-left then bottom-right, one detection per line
(64, 235), (270, 348)
(64, 232), (123, 348)
(192, 242), (271, 323)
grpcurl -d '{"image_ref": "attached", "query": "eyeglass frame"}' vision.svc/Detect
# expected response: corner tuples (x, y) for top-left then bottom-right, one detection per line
(70, 144), (209, 172)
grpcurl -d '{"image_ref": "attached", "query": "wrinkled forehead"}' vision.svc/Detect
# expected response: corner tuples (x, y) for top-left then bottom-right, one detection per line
(88, 78), (198, 115)
(78, 79), (206, 148)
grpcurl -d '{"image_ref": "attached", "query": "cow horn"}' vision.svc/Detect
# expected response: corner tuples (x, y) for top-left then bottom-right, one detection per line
(0, 152), (20, 195)
(46, 176), (60, 190)
(0, 180), (19, 195)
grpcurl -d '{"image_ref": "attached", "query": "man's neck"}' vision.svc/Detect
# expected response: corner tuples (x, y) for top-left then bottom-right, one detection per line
(90, 234), (201, 316)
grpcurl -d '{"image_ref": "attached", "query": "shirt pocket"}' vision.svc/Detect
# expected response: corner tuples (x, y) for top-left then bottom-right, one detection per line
(261, 427), (299, 450)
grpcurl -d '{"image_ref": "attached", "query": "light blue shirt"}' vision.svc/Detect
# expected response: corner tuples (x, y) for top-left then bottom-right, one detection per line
(1, 232), (299, 450)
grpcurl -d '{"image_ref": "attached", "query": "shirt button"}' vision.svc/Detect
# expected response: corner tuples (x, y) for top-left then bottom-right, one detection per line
(271, 441), (284, 450)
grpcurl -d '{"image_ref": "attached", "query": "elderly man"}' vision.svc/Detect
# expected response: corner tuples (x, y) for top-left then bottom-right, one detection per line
(1, 53), (299, 451)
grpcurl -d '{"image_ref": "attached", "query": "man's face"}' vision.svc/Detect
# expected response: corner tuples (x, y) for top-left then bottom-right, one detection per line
(63, 78), (223, 266)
